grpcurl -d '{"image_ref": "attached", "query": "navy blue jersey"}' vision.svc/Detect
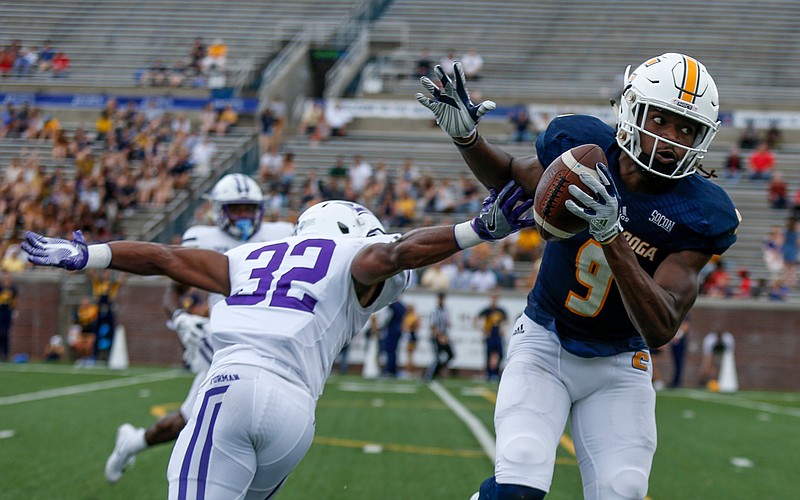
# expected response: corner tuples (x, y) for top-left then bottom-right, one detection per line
(526, 115), (739, 357)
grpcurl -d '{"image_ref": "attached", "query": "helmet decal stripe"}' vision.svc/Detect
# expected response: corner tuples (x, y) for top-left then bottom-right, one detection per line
(678, 55), (700, 103)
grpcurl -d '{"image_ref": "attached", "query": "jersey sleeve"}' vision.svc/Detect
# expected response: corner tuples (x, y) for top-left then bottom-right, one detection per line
(180, 226), (205, 248)
(676, 182), (741, 255)
(535, 115), (617, 168)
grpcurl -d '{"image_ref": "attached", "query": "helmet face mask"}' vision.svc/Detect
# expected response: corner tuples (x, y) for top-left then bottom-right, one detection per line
(295, 201), (385, 239)
(616, 53), (721, 179)
(209, 174), (264, 240)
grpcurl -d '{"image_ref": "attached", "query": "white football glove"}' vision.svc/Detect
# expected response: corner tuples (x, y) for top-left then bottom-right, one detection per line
(415, 61), (496, 139)
(565, 162), (623, 244)
(168, 310), (209, 350)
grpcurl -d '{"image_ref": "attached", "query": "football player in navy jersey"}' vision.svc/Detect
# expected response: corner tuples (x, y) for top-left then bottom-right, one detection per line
(417, 53), (740, 500)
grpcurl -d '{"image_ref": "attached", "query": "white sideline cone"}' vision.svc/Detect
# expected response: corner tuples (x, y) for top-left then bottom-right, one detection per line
(362, 335), (380, 379)
(718, 348), (738, 393)
(108, 325), (129, 370)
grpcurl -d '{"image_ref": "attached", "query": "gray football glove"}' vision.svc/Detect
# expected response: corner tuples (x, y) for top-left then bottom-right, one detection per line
(565, 163), (623, 244)
(415, 61), (496, 139)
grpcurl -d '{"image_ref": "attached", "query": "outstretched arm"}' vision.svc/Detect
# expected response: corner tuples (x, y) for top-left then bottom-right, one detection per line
(24, 231), (231, 296)
(351, 181), (535, 296)
(416, 61), (545, 193)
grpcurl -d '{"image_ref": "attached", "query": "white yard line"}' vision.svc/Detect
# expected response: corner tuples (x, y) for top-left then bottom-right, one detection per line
(428, 381), (495, 463)
(0, 370), (184, 406)
(671, 389), (800, 418)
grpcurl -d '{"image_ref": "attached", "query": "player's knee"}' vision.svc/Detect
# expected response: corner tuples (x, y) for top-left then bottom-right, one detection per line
(500, 436), (549, 467)
(478, 476), (547, 499)
(610, 467), (649, 499)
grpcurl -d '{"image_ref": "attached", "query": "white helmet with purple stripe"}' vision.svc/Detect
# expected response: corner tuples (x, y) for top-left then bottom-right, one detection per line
(295, 200), (385, 238)
(209, 173), (264, 240)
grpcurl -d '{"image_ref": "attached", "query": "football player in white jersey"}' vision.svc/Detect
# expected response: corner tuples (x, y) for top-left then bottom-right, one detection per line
(104, 173), (295, 484)
(24, 182), (535, 499)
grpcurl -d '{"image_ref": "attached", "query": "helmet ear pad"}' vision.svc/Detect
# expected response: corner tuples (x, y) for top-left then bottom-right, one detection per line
(295, 201), (385, 239)
(615, 53), (721, 179)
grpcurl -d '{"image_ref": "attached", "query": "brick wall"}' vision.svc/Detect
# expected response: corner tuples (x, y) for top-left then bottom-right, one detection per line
(7, 273), (800, 390)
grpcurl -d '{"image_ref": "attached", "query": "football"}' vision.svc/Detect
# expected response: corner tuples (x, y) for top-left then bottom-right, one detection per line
(533, 144), (607, 241)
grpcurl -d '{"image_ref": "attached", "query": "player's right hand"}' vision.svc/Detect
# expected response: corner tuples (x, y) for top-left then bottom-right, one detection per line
(471, 180), (536, 241)
(169, 310), (209, 350)
(415, 61), (496, 139)
(22, 230), (89, 271)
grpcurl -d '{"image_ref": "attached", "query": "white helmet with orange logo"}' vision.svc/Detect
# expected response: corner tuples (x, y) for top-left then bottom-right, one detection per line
(616, 53), (720, 179)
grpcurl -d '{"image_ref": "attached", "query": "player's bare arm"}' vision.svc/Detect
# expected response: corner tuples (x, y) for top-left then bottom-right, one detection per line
(351, 181), (537, 305)
(604, 240), (711, 348)
(23, 231), (231, 296)
(163, 282), (191, 318)
(106, 242), (230, 296)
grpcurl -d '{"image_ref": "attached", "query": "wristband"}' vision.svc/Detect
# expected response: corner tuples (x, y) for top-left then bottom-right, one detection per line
(454, 130), (479, 149)
(86, 244), (112, 269)
(453, 221), (483, 249)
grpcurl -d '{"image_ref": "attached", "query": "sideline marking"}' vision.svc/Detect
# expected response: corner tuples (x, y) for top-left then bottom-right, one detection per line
(337, 382), (418, 394)
(428, 381), (497, 463)
(0, 370), (184, 406)
(673, 390), (800, 418)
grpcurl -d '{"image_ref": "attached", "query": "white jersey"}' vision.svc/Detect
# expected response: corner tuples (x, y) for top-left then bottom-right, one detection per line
(210, 234), (410, 400)
(181, 222), (295, 308)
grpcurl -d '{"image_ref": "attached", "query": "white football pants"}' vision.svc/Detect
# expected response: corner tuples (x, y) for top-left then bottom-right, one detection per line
(168, 358), (316, 500)
(493, 314), (657, 500)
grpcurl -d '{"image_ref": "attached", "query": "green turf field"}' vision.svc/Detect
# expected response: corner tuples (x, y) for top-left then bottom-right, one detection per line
(1, 363), (797, 499)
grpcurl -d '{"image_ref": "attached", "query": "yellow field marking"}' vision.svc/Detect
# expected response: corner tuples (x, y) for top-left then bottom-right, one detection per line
(314, 435), (577, 464)
(150, 402), (181, 418)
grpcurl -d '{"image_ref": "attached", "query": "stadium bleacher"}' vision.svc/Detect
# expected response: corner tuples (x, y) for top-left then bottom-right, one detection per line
(2, 0), (800, 297)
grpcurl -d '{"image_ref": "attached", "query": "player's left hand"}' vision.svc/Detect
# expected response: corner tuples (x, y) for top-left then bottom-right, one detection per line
(168, 310), (209, 350)
(22, 230), (89, 270)
(565, 163), (623, 244)
(472, 180), (536, 241)
(415, 61), (496, 139)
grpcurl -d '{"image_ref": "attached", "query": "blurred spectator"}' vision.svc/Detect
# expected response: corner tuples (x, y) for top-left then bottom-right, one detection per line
(508, 104), (533, 143)
(420, 261), (450, 291)
(414, 48), (433, 79)
(722, 145), (742, 182)
(215, 104), (237, 135)
(325, 101), (353, 138)
(190, 135), (217, 176)
(268, 96), (287, 149)
(781, 217), (798, 289)
(297, 101), (326, 143)
(767, 171), (788, 209)
(768, 279), (789, 301)
(259, 144), (284, 187)
(765, 121), (782, 150)
(142, 59), (169, 86)
(199, 102), (217, 135)
(0, 271), (18, 362)
(171, 112), (192, 135)
(469, 260), (498, 292)
(763, 225), (784, 282)
(43, 334), (65, 362)
(188, 37), (206, 74)
(202, 38), (228, 73)
(702, 259), (732, 298)
(38, 41), (55, 73)
(748, 142), (775, 180)
(738, 120), (759, 150)
(95, 109), (112, 142)
(258, 106), (277, 154)
(460, 48), (484, 80)
(51, 51), (70, 77)
(735, 268), (754, 298)
(70, 296), (98, 362)
(439, 49), (457, 78)
(349, 155), (372, 192)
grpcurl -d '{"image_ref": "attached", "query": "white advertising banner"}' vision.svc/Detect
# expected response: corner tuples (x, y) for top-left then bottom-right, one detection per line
(345, 289), (529, 371)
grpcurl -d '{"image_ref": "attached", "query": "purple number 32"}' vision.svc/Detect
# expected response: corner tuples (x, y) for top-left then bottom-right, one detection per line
(225, 239), (335, 313)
